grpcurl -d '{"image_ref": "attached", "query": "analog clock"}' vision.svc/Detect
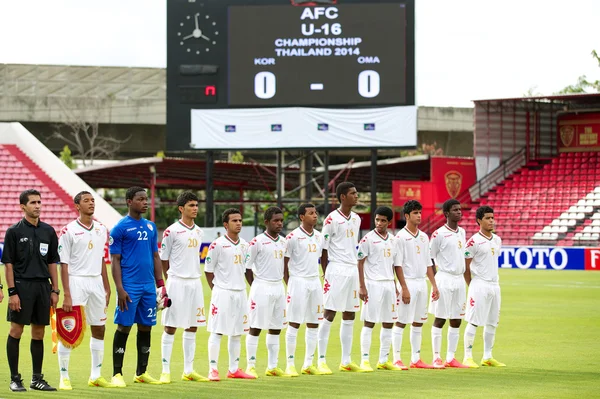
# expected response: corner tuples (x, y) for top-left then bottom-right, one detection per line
(177, 12), (219, 55)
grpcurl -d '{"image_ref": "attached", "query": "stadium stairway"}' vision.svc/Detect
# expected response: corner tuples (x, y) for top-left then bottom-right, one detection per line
(0, 123), (122, 240)
(425, 152), (600, 246)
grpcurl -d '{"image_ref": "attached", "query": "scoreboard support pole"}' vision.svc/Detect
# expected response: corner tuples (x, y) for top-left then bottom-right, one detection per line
(305, 152), (313, 201)
(277, 150), (283, 210)
(206, 150), (215, 227)
(370, 149), (377, 229)
(324, 151), (330, 215)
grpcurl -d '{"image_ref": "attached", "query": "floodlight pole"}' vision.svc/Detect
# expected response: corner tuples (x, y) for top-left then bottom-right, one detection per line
(324, 151), (330, 215)
(370, 149), (377, 229)
(206, 150), (214, 227)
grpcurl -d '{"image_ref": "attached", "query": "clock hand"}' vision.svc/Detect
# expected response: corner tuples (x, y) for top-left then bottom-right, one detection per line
(182, 33), (194, 40)
(201, 35), (211, 41)
(194, 13), (200, 30)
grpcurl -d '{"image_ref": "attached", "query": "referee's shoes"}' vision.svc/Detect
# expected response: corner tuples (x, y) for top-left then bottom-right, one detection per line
(30, 374), (57, 391)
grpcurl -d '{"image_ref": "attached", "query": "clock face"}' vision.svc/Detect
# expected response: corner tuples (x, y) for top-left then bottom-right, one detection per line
(177, 12), (219, 55)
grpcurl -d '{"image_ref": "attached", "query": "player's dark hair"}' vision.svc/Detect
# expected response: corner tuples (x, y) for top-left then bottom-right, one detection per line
(74, 191), (92, 204)
(264, 206), (283, 222)
(374, 206), (393, 222)
(177, 191), (199, 208)
(336, 182), (356, 202)
(476, 205), (494, 225)
(443, 199), (461, 215)
(403, 200), (422, 217)
(19, 189), (41, 205)
(222, 208), (242, 224)
(126, 186), (146, 201)
(298, 203), (315, 217)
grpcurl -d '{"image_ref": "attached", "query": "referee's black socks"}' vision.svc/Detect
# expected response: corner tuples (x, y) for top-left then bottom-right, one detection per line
(30, 339), (44, 375)
(113, 330), (129, 376)
(136, 330), (151, 376)
(7, 335), (20, 377)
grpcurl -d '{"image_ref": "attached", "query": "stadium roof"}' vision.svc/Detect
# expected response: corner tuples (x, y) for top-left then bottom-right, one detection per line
(75, 155), (431, 193)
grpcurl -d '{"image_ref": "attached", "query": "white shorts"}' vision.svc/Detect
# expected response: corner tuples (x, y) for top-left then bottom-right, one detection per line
(323, 263), (360, 313)
(161, 276), (206, 329)
(466, 279), (501, 327)
(397, 278), (428, 325)
(207, 286), (249, 336)
(361, 279), (397, 324)
(69, 275), (107, 326)
(287, 276), (323, 325)
(248, 280), (286, 330)
(428, 272), (466, 320)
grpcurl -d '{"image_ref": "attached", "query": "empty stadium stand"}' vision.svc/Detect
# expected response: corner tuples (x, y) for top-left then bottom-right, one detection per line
(0, 144), (77, 241)
(426, 152), (600, 246)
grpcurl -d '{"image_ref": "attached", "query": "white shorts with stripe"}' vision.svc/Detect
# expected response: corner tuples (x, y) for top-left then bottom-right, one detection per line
(397, 278), (428, 325)
(161, 276), (206, 329)
(248, 279), (287, 330)
(286, 276), (323, 325)
(323, 262), (360, 313)
(428, 271), (466, 320)
(69, 275), (107, 326)
(466, 278), (501, 327)
(360, 279), (397, 324)
(207, 286), (249, 336)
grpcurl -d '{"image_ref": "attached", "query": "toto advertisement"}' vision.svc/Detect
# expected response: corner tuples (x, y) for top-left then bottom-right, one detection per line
(500, 246), (600, 271)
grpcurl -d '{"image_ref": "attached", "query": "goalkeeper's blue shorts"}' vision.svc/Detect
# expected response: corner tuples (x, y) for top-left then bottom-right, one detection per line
(114, 283), (156, 327)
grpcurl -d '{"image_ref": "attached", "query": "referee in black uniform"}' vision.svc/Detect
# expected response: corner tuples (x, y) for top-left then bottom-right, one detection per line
(1, 189), (60, 392)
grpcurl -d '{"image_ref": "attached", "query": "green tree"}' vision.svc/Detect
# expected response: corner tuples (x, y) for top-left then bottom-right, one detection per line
(59, 145), (75, 169)
(557, 50), (600, 94)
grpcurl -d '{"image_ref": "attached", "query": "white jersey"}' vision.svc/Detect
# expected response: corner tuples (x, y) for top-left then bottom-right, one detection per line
(322, 209), (361, 266)
(246, 232), (286, 282)
(429, 224), (466, 275)
(285, 226), (323, 278)
(465, 232), (501, 283)
(160, 220), (204, 279)
(58, 219), (108, 277)
(205, 235), (249, 290)
(357, 229), (396, 281)
(394, 228), (432, 279)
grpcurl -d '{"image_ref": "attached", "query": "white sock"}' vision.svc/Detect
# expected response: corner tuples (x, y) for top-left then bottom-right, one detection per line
(228, 335), (241, 373)
(266, 334), (280, 370)
(57, 341), (71, 379)
(161, 332), (175, 374)
(303, 327), (318, 369)
(89, 337), (104, 380)
(246, 334), (259, 368)
(464, 324), (477, 359)
(208, 333), (222, 371)
(340, 320), (354, 365)
(392, 325), (404, 362)
(183, 331), (196, 374)
(286, 326), (298, 367)
(360, 326), (373, 363)
(431, 326), (443, 360)
(447, 327), (460, 362)
(483, 325), (496, 359)
(410, 326), (422, 363)
(379, 327), (392, 364)
(317, 319), (332, 365)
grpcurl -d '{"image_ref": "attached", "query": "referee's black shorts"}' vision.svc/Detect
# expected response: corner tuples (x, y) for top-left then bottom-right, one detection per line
(7, 279), (51, 326)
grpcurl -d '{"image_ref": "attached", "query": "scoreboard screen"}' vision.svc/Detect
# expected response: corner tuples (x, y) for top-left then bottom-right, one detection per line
(166, 0), (415, 151)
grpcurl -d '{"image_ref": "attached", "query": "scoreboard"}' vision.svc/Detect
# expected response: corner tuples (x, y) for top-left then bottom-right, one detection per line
(166, 0), (415, 151)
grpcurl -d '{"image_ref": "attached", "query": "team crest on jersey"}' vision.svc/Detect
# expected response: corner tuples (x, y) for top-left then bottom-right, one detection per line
(147, 223), (153, 231)
(39, 243), (49, 256)
(109, 236), (114, 246)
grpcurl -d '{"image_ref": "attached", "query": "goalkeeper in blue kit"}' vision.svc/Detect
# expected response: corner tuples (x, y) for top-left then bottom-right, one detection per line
(109, 187), (166, 386)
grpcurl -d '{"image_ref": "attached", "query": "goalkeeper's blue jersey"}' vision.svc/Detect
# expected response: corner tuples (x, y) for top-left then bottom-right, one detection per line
(109, 215), (157, 286)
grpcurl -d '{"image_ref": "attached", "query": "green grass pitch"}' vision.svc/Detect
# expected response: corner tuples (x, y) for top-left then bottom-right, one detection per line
(0, 269), (598, 398)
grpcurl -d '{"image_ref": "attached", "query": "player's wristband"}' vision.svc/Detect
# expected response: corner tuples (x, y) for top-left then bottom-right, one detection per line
(156, 279), (165, 288)
(8, 287), (17, 296)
